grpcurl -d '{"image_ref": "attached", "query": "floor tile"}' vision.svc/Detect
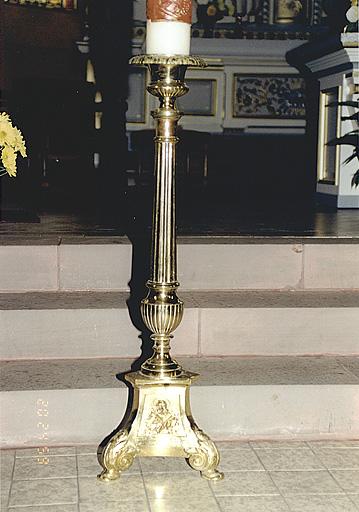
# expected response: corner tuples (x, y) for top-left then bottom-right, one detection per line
(308, 440), (359, 450)
(256, 448), (325, 471)
(9, 478), (78, 507)
(78, 453), (140, 477)
(79, 500), (149, 512)
(270, 470), (343, 496)
(0, 449), (15, 460)
(13, 455), (77, 480)
(210, 471), (279, 496)
(15, 446), (76, 458)
(8, 506), (78, 512)
(1, 485), (11, 508)
(79, 474), (146, 503)
(218, 449), (264, 471)
(76, 445), (98, 455)
(251, 441), (308, 450)
(139, 456), (189, 474)
(143, 472), (213, 499)
(1, 489), (11, 511)
(349, 495), (359, 507)
(330, 470), (359, 492)
(316, 449), (359, 469)
(216, 441), (251, 450)
(285, 494), (359, 511)
(217, 495), (290, 511)
(0, 451), (14, 509)
(3, 442), (359, 511)
(1, 450), (15, 481)
(149, 496), (220, 512)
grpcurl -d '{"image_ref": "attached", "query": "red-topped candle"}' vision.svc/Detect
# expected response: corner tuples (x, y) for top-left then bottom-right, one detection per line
(146, 0), (192, 55)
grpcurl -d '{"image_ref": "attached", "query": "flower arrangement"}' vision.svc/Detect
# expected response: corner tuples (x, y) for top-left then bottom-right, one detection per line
(0, 112), (27, 178)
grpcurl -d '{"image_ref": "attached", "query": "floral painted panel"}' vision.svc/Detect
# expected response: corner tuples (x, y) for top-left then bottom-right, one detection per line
(233, 75), (306, 119)
(6, 0), (76, 9)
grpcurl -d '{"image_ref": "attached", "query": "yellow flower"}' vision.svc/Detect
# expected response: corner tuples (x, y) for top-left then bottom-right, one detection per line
(0, 112), (27, 177)
(0, 112), (11, 123)
(1, 145), (17, 177)
(0, 115), (16, 147)
(12, 127), (27, 157)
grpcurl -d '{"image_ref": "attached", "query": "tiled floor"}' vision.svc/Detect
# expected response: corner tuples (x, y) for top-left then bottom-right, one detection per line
(1, 441), (359, 511)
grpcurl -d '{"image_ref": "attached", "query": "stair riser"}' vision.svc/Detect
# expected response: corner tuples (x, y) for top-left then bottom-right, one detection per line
(1, 244), (359, 292)
(2, 385), (358, 448)
(1, 307), (358, 359)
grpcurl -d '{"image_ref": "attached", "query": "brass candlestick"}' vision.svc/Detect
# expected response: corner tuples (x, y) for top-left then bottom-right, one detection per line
(98, 55), (223, 482)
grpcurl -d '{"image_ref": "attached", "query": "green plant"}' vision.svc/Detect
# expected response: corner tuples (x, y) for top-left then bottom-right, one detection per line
(327, 100), (359, 187)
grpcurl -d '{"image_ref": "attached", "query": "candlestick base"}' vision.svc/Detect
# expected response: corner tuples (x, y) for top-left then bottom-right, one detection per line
(98, 371), (223, 482)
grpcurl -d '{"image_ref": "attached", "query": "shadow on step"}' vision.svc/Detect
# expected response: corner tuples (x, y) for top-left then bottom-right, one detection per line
(98, 229), (153, 459)
(125, 229), (153, 372)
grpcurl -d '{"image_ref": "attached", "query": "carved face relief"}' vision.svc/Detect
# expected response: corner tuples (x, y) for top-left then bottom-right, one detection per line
(147, 0), (192, 23)
(146, 399), (179, 435)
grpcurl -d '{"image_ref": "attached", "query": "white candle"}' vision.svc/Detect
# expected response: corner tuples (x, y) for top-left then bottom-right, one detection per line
(146, 0), (192, 55)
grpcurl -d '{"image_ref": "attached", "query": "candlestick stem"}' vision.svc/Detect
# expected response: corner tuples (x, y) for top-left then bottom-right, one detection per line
(140, 59), (190, 378)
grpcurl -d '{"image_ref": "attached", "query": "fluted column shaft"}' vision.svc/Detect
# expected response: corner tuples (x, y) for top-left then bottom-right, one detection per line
(139, 62), (189, 378)
(150, 108), (179, 286)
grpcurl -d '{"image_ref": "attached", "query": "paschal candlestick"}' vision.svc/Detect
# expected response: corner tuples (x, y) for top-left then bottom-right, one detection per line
(97, 53), (224, 483)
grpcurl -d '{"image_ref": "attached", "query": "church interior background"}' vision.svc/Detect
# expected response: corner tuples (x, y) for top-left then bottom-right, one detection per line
(1, 0), (358, 236)
(1, 3), (359, 511)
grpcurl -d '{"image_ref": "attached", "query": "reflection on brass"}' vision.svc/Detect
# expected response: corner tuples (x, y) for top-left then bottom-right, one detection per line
(98, 55), (223, 483)
(147, 0), (192, 23)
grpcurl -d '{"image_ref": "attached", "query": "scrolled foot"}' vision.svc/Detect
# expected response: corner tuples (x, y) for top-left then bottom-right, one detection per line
(201, 468), (224, 481)
(97, 469), (120, 481)
(185, 427), (224, 481)
(98, 429), (137, 483)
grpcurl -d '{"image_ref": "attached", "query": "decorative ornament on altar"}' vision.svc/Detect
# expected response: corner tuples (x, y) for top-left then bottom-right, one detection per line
(274, 0), (305, 24)
(0, 113), (27, 178)
(196, 0), (237, 27)
(278, 0), (303, 18)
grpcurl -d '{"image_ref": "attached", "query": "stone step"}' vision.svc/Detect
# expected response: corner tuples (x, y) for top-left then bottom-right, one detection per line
(1, 356), (358, 448)
(1, 239), (359, 292)
(1, 291), (358, 359)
